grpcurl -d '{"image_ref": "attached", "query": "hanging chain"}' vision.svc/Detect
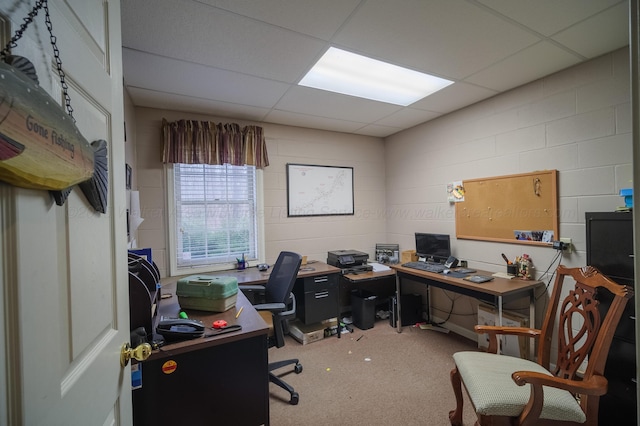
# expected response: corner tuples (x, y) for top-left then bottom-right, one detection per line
(42, 0), (74, 120)
(1, 0), (74, 121)
(0, 1), (44, 60)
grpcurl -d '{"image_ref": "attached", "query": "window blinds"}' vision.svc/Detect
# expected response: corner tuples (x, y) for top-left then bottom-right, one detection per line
(173, 163), (257, 268)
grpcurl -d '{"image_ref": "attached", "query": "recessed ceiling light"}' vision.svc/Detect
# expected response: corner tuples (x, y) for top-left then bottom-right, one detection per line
(299, 47), (454, 106)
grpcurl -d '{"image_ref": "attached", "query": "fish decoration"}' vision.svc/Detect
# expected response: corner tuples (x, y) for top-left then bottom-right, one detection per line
(0, 55), (108, 213)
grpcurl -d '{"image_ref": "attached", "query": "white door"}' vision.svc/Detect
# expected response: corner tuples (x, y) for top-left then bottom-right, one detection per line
(0, 1), (132, 425)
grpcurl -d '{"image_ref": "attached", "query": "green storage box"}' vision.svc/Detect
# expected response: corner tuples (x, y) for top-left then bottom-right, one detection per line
(176, 275), (239, 312)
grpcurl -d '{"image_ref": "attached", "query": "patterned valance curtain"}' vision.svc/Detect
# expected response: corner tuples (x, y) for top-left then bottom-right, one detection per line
(161, 119), (269, 168)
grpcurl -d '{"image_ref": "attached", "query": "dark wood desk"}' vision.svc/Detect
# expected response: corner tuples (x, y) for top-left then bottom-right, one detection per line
(390, 264), (543, 337)
(192, 261), (340, 285)
(133, 263), (342, 425)
(132, 285), (270, 426)
(217, 261), (342, 324)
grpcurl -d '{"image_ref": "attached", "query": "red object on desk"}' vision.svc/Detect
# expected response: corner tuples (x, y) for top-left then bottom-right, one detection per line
(213, 319), (227, 328)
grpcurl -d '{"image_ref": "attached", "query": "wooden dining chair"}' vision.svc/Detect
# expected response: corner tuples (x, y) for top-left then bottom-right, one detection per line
(449, 265), (633, 426)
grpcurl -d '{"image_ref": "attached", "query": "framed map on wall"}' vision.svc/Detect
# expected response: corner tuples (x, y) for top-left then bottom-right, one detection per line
(286, 163), (354, 217)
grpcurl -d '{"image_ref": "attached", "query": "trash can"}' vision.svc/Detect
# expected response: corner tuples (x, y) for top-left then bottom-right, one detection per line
(351, 289), (377, 330)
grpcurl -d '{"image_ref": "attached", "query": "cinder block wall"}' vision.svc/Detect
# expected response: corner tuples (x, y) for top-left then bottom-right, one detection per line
(384, 47), (631, 337)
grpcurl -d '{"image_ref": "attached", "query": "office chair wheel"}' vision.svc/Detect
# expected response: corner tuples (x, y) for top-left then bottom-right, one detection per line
(290, 392), (299, 405)
(294, 363), (303, 374)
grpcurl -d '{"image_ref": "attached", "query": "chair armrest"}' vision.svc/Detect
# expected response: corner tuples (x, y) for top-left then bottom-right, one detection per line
(511, 371), (607, 424)
(238, 284), (266, 304)
(252, 292), (297, 317)
(253, 302), (286, 312)
(475, 325), (541, 354)
(475, 325), (541, 337)
(512, 370), (608, 396)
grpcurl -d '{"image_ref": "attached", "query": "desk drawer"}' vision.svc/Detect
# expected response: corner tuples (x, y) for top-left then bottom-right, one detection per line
(301, 286), (338, 324)
(294, 274), (339, 324)
(300, 274), (338, 292)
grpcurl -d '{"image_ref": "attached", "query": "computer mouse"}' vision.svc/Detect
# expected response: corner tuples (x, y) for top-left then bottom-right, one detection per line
(257, 263), (269, 271)
(443, 269), (451, 274)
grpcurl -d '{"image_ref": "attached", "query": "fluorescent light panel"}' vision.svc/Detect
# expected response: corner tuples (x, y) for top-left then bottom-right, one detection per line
(299, 47), (453, 106)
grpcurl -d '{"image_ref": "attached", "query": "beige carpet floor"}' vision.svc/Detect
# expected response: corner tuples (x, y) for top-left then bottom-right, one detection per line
(268, 320), (479, 425)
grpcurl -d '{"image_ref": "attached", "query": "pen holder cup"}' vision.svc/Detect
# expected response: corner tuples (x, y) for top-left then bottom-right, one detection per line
(507, 264), (517, 276)
(236, 260), (246, 270)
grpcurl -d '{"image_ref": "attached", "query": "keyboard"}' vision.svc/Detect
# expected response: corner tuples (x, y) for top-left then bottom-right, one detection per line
(402, 261), (447, 273)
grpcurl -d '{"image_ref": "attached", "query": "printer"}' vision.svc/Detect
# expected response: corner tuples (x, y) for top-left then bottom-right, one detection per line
(327, 250), (372, 274)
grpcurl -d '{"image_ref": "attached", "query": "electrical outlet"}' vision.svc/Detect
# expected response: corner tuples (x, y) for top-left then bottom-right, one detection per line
(560, 237), (572, 253)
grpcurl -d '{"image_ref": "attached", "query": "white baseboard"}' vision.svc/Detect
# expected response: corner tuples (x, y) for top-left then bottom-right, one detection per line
(430, 315), (477, 342)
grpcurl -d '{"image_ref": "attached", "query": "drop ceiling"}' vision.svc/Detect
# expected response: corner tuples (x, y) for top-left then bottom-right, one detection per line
(121, 0), (630, 138)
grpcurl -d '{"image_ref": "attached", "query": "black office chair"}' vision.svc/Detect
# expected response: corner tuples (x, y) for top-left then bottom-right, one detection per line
(239, 251), (303, 405)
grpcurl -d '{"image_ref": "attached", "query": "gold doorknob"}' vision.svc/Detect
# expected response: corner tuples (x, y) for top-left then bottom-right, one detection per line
(120, 342), (152, 367)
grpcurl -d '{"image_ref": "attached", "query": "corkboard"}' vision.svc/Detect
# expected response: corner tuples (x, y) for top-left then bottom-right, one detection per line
(455, 170), (558, 245)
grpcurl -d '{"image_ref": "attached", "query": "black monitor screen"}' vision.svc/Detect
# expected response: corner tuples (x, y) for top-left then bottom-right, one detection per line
(415, 233), (451, 263)
(586, 212), (633, 284)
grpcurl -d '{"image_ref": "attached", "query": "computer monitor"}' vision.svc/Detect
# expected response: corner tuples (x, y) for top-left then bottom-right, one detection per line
(415, 233), (451, 263)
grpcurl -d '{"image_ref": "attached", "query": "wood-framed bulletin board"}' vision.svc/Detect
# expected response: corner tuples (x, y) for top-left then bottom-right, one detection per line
(455, 170), (558, 246)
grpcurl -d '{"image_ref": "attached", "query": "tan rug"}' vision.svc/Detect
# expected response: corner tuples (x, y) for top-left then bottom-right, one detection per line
(268, 321), (479, 425)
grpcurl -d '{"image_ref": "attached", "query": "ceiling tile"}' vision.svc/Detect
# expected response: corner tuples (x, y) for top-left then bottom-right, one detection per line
(477, 0), (625, 36)
(352, 124), (405, 138)
(465, 41), (583, 91)
(200, 0), (361, 40)
(552, 2), (630, 58)
(264, 110), (367, 134)
(122, 49), (290, 108)
(333, 0), (541, 79)
(275, 86), (402, 123)
(120, 1), (629, 139)
(412, 82), (499, 114)
(121, 0), (327, 82)
(128, 88), (271, 122)
(374, 108), (442, 129)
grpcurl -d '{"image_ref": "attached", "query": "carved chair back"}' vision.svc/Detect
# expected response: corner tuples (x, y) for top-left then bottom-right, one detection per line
(538, 265), (633, 415)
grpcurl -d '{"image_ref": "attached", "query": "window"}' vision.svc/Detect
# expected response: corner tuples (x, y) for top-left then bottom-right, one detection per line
(168, 163), (263, 274)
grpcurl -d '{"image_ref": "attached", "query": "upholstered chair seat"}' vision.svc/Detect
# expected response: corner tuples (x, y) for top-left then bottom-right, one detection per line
(453, 352), (585, 422)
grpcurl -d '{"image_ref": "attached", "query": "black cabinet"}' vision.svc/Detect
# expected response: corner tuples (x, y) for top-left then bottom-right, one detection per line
(293, 273), (339, 324)
(133, 334), (269, 426)
(586, 211), (636, 425)
(132, 291), (270, 426)
(128, 253), (161, 336)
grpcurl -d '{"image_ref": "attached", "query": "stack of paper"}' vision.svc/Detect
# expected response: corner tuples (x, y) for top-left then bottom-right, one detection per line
(368, 262), (391, 272)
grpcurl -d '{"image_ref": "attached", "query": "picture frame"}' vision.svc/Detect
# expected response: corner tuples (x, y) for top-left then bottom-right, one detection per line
(286, 163), (354, 217)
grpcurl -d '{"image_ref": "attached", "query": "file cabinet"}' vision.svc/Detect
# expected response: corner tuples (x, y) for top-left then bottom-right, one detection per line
(586, 211), (636, 425)
(293, 272), (339, 324)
